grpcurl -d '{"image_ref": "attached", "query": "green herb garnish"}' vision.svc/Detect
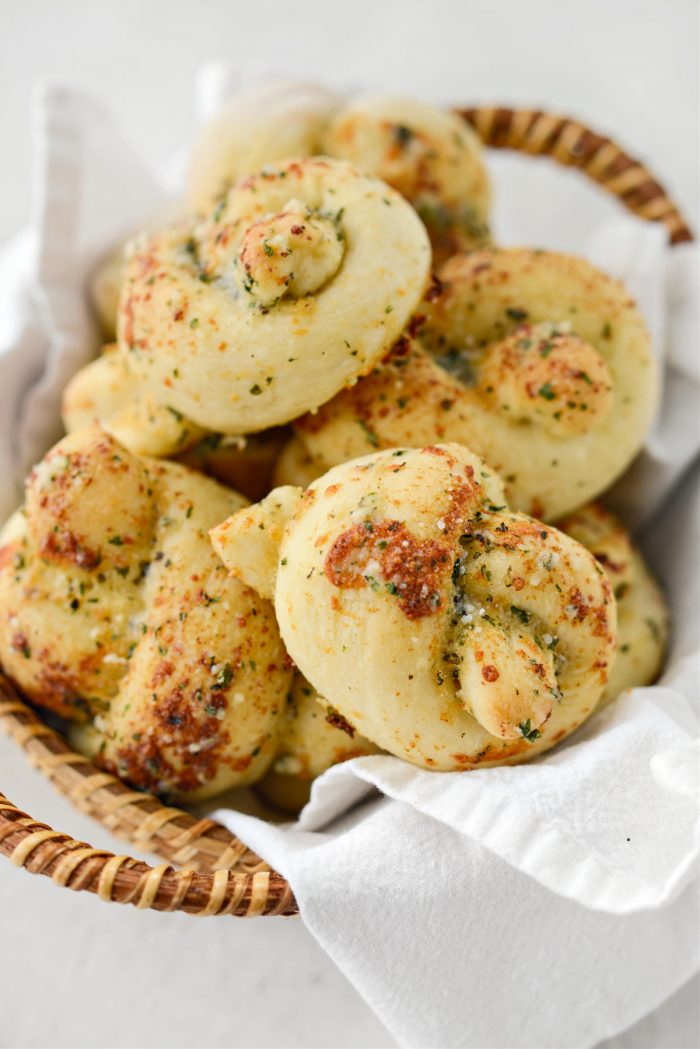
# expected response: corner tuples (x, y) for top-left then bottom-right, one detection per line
(213, 663), (233, 690)
(519, 719), (541, 742)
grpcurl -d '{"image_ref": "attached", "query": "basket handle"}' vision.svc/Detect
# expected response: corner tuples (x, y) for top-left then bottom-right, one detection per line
(0, 789), (296, 916)
(0, 680), (298, 917)
(458, 106), (693, 245)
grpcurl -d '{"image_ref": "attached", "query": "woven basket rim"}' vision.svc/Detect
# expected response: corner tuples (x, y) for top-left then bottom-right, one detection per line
(0, 103), (693, 919)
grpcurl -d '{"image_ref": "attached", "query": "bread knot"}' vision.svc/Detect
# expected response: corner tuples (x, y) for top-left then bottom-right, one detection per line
(212, 444), (617, 769)
(291, 247), (657, 520)
(0, 428), (292, 800)
(118, 157), (431, 435)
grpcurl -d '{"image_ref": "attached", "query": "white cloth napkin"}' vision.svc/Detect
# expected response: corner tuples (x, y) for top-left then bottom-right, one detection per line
(1, 82), (698, 1049)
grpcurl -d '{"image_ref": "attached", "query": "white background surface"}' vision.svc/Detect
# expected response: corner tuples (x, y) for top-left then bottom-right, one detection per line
(0, 2), (698, 1047)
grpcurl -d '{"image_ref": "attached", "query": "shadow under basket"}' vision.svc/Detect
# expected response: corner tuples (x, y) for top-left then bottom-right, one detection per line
(0, 105), (693, 918)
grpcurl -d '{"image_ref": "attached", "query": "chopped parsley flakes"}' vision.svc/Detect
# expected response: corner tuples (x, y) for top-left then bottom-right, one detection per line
(519, 719), (541, 742)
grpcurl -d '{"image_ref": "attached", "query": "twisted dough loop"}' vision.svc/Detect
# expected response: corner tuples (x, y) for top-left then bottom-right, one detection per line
(62, 346), (206, 458)
(478, 323), (613, 436)
(62, 346), (289, 501)
(186, 82), (340, 213)
(237, 206), (344, 307)
(186, 85), (491, 265)
(0, 429), (291, 801)
(119, 157), (431, 435)
(213, 445), (616, 769)
(294, 247), (657, 520)
(322, 94), (491, 262)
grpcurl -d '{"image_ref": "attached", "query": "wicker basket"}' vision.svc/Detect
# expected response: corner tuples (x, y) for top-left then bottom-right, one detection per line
(0, 106), (693, 919)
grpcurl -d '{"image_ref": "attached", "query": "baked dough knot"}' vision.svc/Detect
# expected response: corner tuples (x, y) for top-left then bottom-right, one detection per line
(211, 444), (617, 770)
(185, 85), (491, 265)
(186, 82), (340, 213)
(62, 345), (289, 499)
(322, 94), (491, 263)
(293, 247), (658, 520)
(0, 428), (291, 801)
(118, 156), (431, 435)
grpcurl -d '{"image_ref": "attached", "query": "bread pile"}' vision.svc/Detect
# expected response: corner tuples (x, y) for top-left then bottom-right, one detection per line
(0, 85), (668, 813)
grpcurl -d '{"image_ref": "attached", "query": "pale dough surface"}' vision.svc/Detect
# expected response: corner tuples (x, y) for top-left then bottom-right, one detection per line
(322, 93), (490, 262)
(187, 81), (341, 213)
(63, 346), (288, 500)
(187, 87), (491, 264)
(213, 444), (617, 770)
(119, 157), (431, 434)
(0, 6), (694, 1047)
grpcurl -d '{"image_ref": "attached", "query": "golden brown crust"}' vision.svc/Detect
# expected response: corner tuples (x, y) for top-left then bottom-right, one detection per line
(294, 248), (658, 521)
(0, 429), (292, 801)
(324, 519), (451, 620)
(214, 444), (617, 768)
(62, 346), (206, 458)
